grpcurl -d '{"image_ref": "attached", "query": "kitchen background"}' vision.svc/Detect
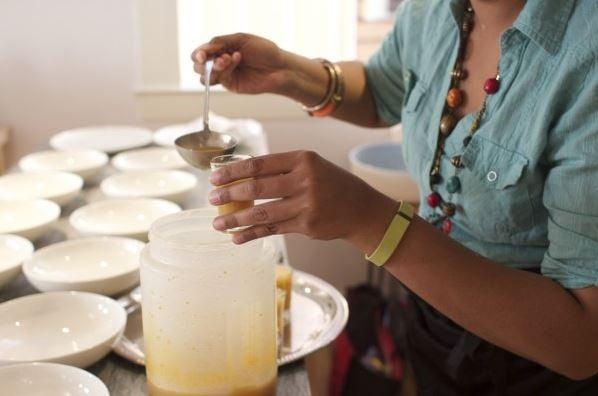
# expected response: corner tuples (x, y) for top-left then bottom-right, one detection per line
(0, 0), (402, 293)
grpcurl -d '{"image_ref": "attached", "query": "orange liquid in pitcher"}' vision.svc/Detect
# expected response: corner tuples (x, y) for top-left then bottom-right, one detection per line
(147, 378), (276, 396)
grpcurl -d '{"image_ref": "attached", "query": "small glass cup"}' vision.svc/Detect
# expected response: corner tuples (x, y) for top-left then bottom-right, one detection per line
(210, 154), (254, 232)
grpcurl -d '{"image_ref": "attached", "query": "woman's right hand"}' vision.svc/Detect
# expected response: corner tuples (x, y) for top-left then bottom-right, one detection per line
(191, 33), (291, 95)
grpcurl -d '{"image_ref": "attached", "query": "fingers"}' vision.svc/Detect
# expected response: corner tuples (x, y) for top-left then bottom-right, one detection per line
(191, 33), (244, 66)
(230, 219), (298, 244)
(210, 152), (302, 186)
(208, 173), (299, 205)
(191, 39), (227, 63)
(199, 53), (232, 85)
(217, 51), (242, 86)
(213, 198), (301, 231)
(194, 51), (242, 87)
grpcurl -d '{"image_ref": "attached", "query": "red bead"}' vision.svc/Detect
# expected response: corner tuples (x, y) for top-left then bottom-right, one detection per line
(483, 78), (500, 94)
(442, 218), (453, 234)
(427, 192), (441, 208)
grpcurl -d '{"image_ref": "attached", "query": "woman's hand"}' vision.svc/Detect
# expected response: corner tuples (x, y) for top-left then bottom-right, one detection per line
(191, 33), (292, 95)
(191, 33), (332, 107)
(208, 151), (398, 253)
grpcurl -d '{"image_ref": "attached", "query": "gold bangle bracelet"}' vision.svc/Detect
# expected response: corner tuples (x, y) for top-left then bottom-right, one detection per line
(301, 58), (338, 112)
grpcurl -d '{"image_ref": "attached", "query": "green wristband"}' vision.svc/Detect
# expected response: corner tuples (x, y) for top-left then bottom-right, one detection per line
(365, 201), (414, 267)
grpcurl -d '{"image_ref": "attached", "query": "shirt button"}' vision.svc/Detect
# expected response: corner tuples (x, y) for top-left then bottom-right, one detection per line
(487, 171), (498, 182)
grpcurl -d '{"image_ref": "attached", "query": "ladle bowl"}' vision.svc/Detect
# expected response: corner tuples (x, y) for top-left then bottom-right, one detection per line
(174, 130), (238, 169)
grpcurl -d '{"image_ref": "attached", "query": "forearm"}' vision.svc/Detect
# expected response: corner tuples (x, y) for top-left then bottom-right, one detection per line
(378, 216), (598, 379)
(279, 51), (386, 128)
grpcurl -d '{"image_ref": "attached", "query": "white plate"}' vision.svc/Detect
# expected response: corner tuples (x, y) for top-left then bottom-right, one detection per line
(23, 236), (144, 296)
(100, 170), (197, 204)
(0, 291), (126, 368)
(153, 114), (236, 147)
(0, 362), (109, 396)
(0, 199), (61, 241)
(0, 171), (83, 206)
(0, 234), (34, 289)
(19, 149), (109, 182)
(70, 198), (181, 241)
(111, 147), (187, 171)
(50, 126), (153, 154)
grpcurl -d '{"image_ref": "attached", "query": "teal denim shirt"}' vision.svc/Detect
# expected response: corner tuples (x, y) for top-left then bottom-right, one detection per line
(364, 0), (598, 288)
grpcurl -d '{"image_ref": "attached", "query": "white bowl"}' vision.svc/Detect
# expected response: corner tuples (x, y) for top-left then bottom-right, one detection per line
(70, 198), (181, 241)
(23, 236), (144, 296)
(50, 125), (153, 154)
(0, 171), (83, 206)
(111, 147), (188, 171)
(0, 362), (109, 396)
(0, 234), (34, 289)
(0, 291), (126, 368)
(0, 199), (61, 241)
(349, 142), (420, 203)
(100, 170), (197, 204)
(19, 149), (109, 182)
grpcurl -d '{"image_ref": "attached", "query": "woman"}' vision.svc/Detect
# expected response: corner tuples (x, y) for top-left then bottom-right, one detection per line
(192, 0), (598, 394)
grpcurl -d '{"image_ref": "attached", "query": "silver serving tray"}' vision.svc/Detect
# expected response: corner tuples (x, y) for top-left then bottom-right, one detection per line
(113, 270), (348, 366)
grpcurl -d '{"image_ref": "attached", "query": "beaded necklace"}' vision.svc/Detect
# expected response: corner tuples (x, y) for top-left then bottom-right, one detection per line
(426, 1), (501, 235)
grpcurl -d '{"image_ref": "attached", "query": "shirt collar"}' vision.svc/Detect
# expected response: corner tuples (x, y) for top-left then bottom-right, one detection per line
(448, 0), (575, 54)
(513, 0), (575, 54)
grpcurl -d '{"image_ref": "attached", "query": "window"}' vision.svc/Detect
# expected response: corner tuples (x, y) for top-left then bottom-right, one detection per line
(176, 0), (358, 89)
(134, 0), (399, 121)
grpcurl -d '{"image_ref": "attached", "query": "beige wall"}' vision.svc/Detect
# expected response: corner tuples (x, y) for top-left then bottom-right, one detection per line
(0, 0), (390, 293)
(0, 0), (140, 164)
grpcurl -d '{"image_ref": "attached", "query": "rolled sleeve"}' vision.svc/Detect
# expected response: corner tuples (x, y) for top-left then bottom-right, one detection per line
(364, 5), (407, 126)
(540, 64), (598, 289)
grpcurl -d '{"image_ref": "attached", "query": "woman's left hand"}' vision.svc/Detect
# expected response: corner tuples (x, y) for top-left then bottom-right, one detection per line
(208, 150), (398, 252)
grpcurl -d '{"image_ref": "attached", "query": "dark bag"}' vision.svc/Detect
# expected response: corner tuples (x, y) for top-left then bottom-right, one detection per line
(331, 278), (404, 396)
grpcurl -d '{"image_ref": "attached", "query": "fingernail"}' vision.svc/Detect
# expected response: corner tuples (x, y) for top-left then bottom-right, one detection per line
(208, 191), (220, 205)
(209, 171), (222, 185)
(232, 234), (245, 244)
(213, 217), (226, 230)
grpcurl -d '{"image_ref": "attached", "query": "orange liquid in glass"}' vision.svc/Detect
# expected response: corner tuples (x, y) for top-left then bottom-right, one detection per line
(217, 179), (254, 217)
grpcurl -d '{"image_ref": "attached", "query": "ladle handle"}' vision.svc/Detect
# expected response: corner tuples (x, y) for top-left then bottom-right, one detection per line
(203, 59), (214, 132)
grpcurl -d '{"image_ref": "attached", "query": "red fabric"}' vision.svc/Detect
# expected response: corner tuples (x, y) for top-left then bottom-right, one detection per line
(378, 322), (403, 380)
(330, 332), (354, 396)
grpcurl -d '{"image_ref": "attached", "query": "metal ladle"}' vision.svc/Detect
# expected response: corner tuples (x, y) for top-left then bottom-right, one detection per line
(175, 59), (238, 169)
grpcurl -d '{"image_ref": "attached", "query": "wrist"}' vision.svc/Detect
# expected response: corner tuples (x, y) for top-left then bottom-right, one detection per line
(348, 193), (399, 254)
(276, 51), (329, 106)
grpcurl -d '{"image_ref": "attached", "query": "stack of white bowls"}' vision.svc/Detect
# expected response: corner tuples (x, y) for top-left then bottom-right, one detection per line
(0, 116), (262, 392)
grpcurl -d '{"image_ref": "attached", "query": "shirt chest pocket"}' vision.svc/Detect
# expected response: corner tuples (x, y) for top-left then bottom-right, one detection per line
(458, 137), (535, 243)
(400, 72), (434, 188)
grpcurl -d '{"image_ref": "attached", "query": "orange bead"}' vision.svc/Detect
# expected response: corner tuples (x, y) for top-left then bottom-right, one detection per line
(446, 88), (463, 108)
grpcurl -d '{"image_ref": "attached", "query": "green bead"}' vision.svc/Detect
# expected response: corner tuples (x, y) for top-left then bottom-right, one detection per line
(447, 176), (461, 193)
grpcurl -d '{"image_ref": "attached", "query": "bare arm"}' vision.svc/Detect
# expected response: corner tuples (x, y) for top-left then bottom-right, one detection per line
(192, 34), (387, 128)
(383, 216), (598, 380)
(280, 52), (387, 127)
(207, 151), (598, 380)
